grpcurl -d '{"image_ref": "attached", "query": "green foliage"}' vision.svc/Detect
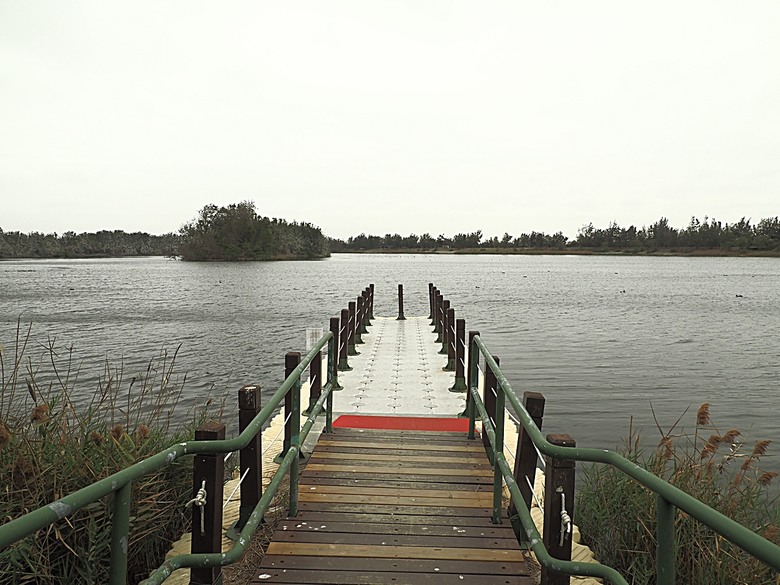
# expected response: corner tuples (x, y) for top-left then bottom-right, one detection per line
(178, 201), (329, 261)
(0, 229), (179, 259)
(576, 405), (780, 585)
(0, 324), (224, 584)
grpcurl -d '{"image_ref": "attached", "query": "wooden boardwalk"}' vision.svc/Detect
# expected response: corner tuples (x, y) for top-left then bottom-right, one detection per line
(252, 426), (533, 584)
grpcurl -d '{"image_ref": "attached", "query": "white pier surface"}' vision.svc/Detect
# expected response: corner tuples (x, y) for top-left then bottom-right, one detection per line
(334, 315), (467, 416)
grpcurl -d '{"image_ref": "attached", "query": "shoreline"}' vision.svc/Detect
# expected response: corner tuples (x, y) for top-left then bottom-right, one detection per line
(332, 247), (780, 258)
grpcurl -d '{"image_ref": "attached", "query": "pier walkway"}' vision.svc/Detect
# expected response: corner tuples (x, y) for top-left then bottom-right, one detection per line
(251, 315), (532, 584)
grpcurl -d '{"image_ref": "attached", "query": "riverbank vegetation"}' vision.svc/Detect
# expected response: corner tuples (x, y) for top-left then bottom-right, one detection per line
(178, 201), (329, 261)
(0, 326), (224, 584)
(577, 404), (780, 584)
(0, 229), (179, 259)
(330, 215), (780, 255)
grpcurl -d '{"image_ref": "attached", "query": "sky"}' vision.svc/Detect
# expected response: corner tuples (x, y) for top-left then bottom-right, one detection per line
(1, 1), (778, 241)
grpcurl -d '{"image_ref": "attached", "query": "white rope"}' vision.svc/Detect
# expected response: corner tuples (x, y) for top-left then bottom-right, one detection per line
(559, 491), (572, 546)
(262, 411), (292, 456)
(505, 441), (517, 462)
(309, 374), (318, 387)
(525, 475), (544, 511)
(224, 451), (235, 463)
(459, 357), (466, 369)
(185, 480), (208, 534)
(223, 467), (251, 509)
(534, 443), (547, 468)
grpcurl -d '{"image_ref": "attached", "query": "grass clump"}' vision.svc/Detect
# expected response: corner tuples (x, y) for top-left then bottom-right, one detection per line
(0, 324), (224, 584)
(577, 404), (780, 584)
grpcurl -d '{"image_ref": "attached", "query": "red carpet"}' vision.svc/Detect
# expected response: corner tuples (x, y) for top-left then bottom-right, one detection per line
(332, 415), (468, 432)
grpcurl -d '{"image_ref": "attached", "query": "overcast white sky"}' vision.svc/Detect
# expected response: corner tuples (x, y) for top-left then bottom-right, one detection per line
(1, 1), (778, 240)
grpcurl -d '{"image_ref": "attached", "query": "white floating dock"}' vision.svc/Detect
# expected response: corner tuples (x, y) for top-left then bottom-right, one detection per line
(334, 315), (467, 416)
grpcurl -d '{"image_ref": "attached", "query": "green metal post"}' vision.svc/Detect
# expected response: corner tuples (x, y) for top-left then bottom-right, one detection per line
(493, 361), (505, 525)
(109, 480), (132, 585)
(466, 331), (479, 435)
(657, 494), (677, 585)
(287, 352), (302, 517)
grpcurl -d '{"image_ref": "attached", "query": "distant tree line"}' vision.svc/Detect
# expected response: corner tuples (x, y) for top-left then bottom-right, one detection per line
(0, 229), (179, 259)
(178, 201), (329, 261)
(329, 216), (780, 253)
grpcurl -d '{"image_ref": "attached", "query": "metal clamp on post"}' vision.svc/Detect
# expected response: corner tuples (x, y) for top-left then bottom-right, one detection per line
(186, 480), (207, 535)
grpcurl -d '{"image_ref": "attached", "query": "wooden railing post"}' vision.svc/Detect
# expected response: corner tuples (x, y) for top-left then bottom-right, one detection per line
(189, 421), (225, 585)
(368, 284), (375, 320)
(329, 317), (342, 390)
(355, 296), (364, 345)
(450, 319), (467, 392)
(228, 385), (261, 538)
(304, 350), (322, 414)
(338, 308), (352, 371)
(428, 283), (434, 320)
(483, 356), (499, 464)
(509, 392), (545, 533)
(360, 289), (370, 333)
(464, 330), (479, 426)
(287, 352), (302, 517)
(434, 293), (443, 339)
(397, 284), (405, 320)
(541, 434), (577, 585)
(347, 301), (359, 356)
(439, 300), (450, 354)
(444, 307), (456, 370)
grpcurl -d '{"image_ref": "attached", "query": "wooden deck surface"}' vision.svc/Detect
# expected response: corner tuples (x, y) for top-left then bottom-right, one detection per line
(252, 427), (533, 584)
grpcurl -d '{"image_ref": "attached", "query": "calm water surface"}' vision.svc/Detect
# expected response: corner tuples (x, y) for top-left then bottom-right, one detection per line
(1, 254), (779, 468)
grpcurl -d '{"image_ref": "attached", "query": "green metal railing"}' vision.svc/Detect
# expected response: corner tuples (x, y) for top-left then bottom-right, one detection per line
(0, 330), (338, 585)
(467, 334), (780, 585)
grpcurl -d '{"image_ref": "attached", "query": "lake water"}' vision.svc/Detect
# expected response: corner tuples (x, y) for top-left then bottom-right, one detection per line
(1, 254), (779, 470)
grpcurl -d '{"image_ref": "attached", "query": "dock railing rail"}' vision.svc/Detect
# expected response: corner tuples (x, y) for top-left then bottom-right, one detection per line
(467, 333), (780, 585)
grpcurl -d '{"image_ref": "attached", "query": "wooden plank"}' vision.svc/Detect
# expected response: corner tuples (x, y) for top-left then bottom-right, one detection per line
(272, 530), (521, 550)
(250, 568), (533, 584)
(266, 542), (525, 562)
(259, 555), (530, 575)
(300, 477), (494, 492)
(297, 503), (493, 517)
(313, 445), (475, 459)
(283, 512), (507, 528)
(275, 520), (515, 538)
(315, 440), (484, 453)
(308, 451), (488, 465)
(298, 484), (494, 503)
(297, 492), (490, 509)
(302, 470), (491, 485)
(302, 464), (492, 477)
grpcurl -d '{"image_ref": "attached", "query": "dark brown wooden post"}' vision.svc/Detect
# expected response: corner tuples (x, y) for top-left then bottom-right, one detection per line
(439, 300), (450, 354)
(338, 309), (351, 370)
(190, 421), (225, 585)
(509, 392), (546, 521)
(483, 356), (499, 463)
(428, 283), (434, 320)
(397, 284), (405, 320)
(360, 289), (370, 332)
(368, 284), (375, 319)
(541, 434), (577, 585)
(450, 319), (467, 392)
(462, 330), (480, 421)
(329, 317), (342, 389)
(347, 301), (359, 355)
(306, 349), (322, 412)
(444, 307), (456, 370)
(231, 385), (261, 538)
(355, 296), (364, 344)
(434, 293), (443, 338)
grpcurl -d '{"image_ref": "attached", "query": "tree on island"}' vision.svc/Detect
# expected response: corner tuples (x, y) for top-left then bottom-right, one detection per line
(177, 201), (329, 261)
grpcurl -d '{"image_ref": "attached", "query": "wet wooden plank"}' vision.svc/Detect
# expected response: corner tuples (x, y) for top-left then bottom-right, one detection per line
(271, 530), (521, 550)
(265, 542), (524, 562)
(275, 520), (515, 538)
(250, 568), (532, 584)
(298, 484), (494, 503)
(259, 555), (530, 576)
(282, 512), (506, 528)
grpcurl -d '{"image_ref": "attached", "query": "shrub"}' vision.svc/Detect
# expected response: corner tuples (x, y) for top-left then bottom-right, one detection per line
(576, 404), (780, 585)
(0, 324), (224, 584)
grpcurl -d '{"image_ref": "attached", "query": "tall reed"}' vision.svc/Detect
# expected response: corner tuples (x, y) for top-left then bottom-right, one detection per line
(576, 404), (780, 585)
(0, 323), (224, 584)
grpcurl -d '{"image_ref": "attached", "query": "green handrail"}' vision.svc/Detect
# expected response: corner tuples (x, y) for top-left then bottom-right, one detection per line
(0, 330), (336, 585)
(469, 334), (780, 584)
